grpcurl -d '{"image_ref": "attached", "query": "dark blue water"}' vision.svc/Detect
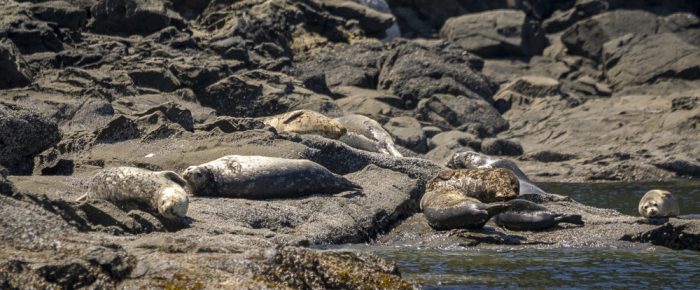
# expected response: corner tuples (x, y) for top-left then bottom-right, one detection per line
(373, 181), (700, 289)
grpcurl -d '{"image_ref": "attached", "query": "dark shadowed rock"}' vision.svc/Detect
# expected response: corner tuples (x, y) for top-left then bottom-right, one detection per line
(622, 219), (700, 250)
(416, 94), (508, 137)
(0, 104), (62, 175)
(481, 138), (524, 156)
(526, 150), (577, 162)
(319, 0), (396, 36)
(128, 68), (181, 92)
(89, 0), (185, 35)
(440, 10), (548, 58)
(654, 158), (700, 177)
(0, 15), (64, 54)
(334, 86), (405, 119)
(0, 39), (32, 89)
(671, 96), (699, 111)
(383, 116), (428, 153)
(30, 1), (88, 30)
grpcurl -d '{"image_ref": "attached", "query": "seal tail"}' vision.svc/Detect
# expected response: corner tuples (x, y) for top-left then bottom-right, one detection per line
(555, 214), (584, 225)
(385, 143), (403, 158)
(333, 175), (363, 192)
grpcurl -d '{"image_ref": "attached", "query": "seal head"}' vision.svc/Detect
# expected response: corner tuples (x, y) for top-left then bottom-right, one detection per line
(638, 189), (680, 218)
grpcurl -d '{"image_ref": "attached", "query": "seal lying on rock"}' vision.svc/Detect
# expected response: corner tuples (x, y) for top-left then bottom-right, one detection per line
(639, 189), (680, 218)
(183, 155), (361, 199)
(335, 114), (403, 157)
(421, 188), (511, 230)
(76, 167), (189, 219)
(263, 110), (346, 139)
(426, 168), (519, 203)
(447, 151), (567, 201)
(495, 199), (583, 231)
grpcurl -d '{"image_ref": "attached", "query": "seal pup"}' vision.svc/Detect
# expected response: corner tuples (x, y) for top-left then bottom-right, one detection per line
(495, 199), (583, 231)
(421, 188), (510, 230)
(447, 151), (567, 201)
(638, 189), (680, 218)
(426, 168), (519, 203)
(183, 155), (361, 199)
(263, 110), (346, 139)
(76, 167), (189, 219)
(334, 114), (403, 157)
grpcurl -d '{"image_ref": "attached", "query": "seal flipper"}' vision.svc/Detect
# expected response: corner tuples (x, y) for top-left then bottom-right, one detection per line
(331, 174), (363, 192)
(160, 171), (189, 188)
(368, 126), (403, 157)
(554, 214), (584, 226)
(76, 192), (89, 202)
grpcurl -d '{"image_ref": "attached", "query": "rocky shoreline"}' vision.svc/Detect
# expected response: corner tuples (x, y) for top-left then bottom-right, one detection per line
(1, 0), (700, 288)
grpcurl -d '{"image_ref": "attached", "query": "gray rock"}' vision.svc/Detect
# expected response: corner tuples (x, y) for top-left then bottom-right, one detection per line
(481, 138), (524, 156)
(334, 86), (404, 119)
(319, 0), (395, 36)
(89, 0), (186, 35)
(128, 68), (181, 92)
(383, 116), (428, 153)
(543, 0), (610, 33)
(0, 15), (64, 54)
(416, 94), (508, 137)
(562, 10), (659, 61)
(0, 104), (62, 175)
(440, 10), (548, 57)
(428, 130), (481, 151)
(0, 40), (32, 89)
(526, 150), (577, 163)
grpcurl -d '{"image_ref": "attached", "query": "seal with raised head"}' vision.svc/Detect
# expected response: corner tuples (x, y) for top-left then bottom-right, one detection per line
(76, 167), (189, 219)
(638, 189), (680, 218)
(447, 151), (566, 201)
(426, 168), (519, 203)
(263, 110), (346, 139)
(421, 188), (510, 230)
(495, 199), (583, 231)
(183, 155), (361, 199)
(334, 114), (403, 157)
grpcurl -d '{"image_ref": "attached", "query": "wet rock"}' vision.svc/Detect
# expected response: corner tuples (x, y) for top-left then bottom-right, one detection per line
(481, 138), (524, 156)
(0, 39), (32, 89)
(89, 0), (185, 35)
(440, 10), (548, 57)
(0, 104), (62, 175)
(379, 40), (493, 108)
(416, 94), (508, 137)
(383, 116), (427, 153)
(562, 10), (659, 61)
(654, 158), (700, 177)
(603, 33), (700, 88)
(622, 219), (700, 250)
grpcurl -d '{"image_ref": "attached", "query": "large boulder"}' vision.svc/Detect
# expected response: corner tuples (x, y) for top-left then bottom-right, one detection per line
(416, 94), (508, 137)
(30, 1), (88, 30)
(0, 104), (62, 175)
(382, 116), (428, 153)
(378, 40), (494, 108)
(603, 33), (700, 88)
(440, 10), (548, 58)
(0, 40), (32, 89)
(561, 10), (659, 61)
(0, 15), (64, 54)
(89, 0), (186, 35)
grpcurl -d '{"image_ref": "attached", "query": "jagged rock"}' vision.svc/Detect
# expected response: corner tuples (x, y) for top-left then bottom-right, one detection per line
(562, 10), (659, 61)
(383, 116), (427, 153)
(622, 219), (700, 250)
(0, 15), (64, 54)
(89, 0), (186, 35)
(440, 10), (548, 57)
(0, 104), (62, 175)
(543, 0), (610, 33)
(379, 40), (493, 108)
(671, 96), (699, 111)
(416, 94), (508, 137)
(334, 86), (404, 119)
(319, 0), (395, 36)
(0, 39), (32, 89)
(128, 68), (181, 92)
(30, 1), (88, 30)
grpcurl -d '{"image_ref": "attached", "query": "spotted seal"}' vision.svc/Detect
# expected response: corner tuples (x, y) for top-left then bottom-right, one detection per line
(335, 114), (403, 157)
(638, 189), (680, 218)
(447, 151), (568, 201)
(76, 167), (189, 219)
(421, 188), (510, 230)
(263, 110), (346, 139)
(494, 199), (583, 231)
(426, 168), (519, 203)
(183, 155), (361, 199)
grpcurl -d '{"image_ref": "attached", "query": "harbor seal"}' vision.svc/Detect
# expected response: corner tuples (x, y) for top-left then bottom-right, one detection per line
(421, 188), (510, 230)
(447, 151), (567, 201)
(183, 155), (361, 199)
(263, 110), (346, 139)
(494, 199), (583, 231)
(426, 168), (519, 203)
(638, 189), (680, 218)
(335, 114), (403, 157)
(76, 167), (189, 219)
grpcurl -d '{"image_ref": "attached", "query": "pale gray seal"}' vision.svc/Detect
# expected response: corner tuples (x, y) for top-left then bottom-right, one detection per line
(76, 167), (189, 219)
(447, 151), (567, 201)
(639, 189), (680, 218)
(335, 114), (403, 157)
(263, 110), (347, 139)
(421, 188), (510, 230)
(183, 155), (361, 199)
(495, 199), (583, 231)
(426, 168), (519, 203)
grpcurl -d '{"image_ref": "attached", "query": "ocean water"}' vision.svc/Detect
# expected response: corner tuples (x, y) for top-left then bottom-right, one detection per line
(374, 181), (700, 289)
